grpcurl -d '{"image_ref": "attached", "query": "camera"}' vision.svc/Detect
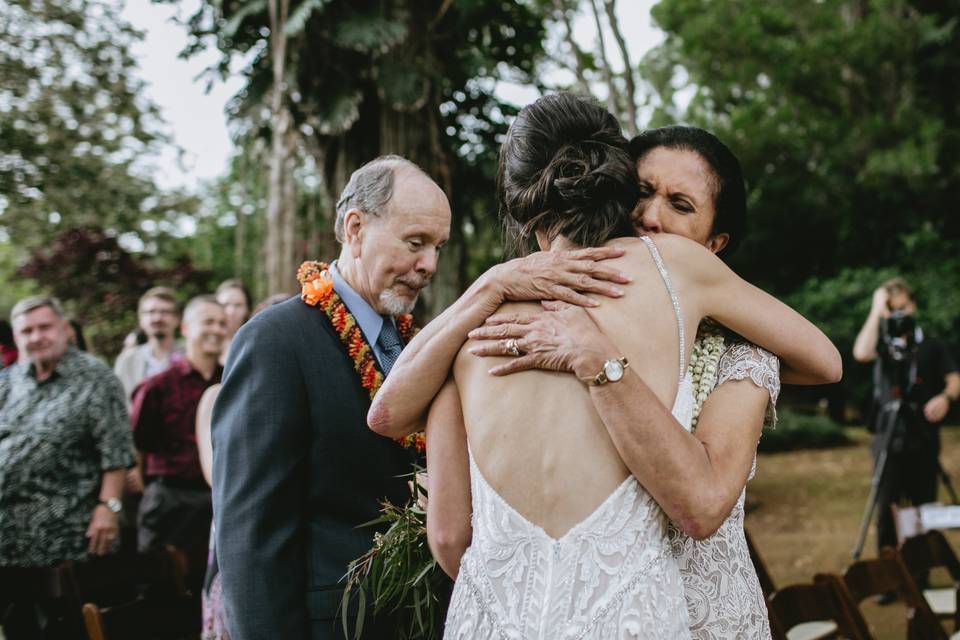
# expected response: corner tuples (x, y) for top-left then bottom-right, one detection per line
(879, 310), (917, 364)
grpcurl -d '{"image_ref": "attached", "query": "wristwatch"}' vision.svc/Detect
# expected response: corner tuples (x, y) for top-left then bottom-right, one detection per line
(99, 498), (122, 514)
(586, 357), (630, 386)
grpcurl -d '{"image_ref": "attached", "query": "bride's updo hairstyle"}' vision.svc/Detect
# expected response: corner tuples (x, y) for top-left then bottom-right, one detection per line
(498, 93), (638, 253)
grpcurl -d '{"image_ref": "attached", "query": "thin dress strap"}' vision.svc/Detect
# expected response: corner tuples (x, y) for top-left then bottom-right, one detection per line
(638, 236), (685, 382)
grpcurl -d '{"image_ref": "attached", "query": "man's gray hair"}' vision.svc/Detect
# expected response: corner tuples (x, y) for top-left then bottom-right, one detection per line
(11, 295), (66, 323)
(334, 155), (429, 243)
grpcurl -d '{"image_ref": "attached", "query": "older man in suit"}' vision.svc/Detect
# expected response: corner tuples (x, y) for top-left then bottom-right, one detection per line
(213, 155), (450, 639)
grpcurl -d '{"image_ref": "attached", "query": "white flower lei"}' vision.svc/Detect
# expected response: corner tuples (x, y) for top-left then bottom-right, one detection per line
(689, 320), (727, 430)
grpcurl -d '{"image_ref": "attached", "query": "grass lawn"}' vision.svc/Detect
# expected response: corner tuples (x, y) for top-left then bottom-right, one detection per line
(747, 424), (960, 640)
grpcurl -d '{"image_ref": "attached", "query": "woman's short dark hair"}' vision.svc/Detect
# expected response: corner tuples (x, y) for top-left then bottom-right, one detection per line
(498, 93), (638, 252)
(629, 126), (746, 257)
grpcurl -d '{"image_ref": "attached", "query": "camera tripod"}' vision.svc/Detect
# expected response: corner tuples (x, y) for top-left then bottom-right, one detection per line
(852, 397), (958, 560)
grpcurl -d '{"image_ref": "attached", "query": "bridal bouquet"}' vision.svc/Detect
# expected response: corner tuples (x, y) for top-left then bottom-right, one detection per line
(341, 468), (449, 640)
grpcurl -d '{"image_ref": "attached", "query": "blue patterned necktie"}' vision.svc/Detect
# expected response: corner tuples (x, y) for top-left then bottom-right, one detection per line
(376, 319), (403, 376)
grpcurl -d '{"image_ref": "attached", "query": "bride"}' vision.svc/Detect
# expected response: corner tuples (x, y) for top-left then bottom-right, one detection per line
(422, 93), (838, 639)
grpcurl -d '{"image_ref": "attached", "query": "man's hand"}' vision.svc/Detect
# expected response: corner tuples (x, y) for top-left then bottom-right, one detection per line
(467, 301), (616, 377)
(871, 286), (890, 318)
(924, 394), (951, 423)
(86, 505), (119, 556)
(487, 247), (631, 309)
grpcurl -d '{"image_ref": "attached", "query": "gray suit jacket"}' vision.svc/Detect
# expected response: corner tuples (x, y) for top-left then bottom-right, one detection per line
(212, 296), (411, 639)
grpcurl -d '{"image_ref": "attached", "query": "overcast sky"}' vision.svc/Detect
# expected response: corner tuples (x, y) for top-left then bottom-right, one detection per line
(121, 0), (664, 191)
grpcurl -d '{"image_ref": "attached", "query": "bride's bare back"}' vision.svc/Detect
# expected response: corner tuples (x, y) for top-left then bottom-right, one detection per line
(453, 236), (701, 538)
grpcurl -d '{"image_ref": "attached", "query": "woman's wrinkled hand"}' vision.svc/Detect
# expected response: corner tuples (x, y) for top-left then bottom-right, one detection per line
(487, 246), (631, 309)
(467, 301), (613, 377)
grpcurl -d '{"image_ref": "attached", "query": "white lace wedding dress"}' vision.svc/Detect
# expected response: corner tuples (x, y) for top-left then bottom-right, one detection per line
(444, 237), (693, 640)
(669, 337), (779, 639)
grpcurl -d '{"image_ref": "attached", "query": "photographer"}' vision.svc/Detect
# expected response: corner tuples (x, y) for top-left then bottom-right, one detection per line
(853, 277), (960, 554)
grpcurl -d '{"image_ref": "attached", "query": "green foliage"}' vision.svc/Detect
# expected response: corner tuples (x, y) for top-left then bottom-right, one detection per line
(643, 0), (960, 413)
(376, 60), (430, 111)
(643, 0), (960, 293)
(170, 0), (549, 309)
(158, 142), (273, 299)
(0, 0), (192, 252)
(331, 13), (409, 53)
(0, 242), (35, 315)
(342, 472), (447, 640)
(787, 225), (960, 409)
(758, 409), (851, 453)
(17, 227), (212, 358)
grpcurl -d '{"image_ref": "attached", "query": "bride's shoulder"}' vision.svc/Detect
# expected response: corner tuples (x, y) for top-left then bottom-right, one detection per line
(646, 233), (713, 256)
(611, 234), (721, 275)
(646, 233), (727, 282)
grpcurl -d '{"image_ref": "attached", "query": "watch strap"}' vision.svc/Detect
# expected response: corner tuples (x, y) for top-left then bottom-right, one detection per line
(585, 357), (629, 386)
(99, 498), (122, 514)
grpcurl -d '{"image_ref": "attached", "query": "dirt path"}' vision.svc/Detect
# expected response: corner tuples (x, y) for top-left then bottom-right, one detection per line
(747, 426), (960, 640)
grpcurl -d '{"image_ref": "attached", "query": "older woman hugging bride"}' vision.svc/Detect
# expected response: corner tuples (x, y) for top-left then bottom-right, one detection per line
(370, 93), (841, 639)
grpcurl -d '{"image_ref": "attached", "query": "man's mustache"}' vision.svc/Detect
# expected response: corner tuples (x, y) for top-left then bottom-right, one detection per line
(396, 276), (429, 291)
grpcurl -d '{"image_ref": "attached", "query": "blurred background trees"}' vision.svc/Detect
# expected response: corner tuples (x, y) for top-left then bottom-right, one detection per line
(641, 0), (960, 416)
(2, 0), (958, 417)
(0, 0), (199, 259)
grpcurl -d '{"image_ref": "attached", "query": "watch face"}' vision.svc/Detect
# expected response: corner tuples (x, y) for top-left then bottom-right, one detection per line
(604, 359), (625, 382)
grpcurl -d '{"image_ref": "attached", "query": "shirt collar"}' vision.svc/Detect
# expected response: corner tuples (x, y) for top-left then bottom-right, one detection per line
(170, 356), (194, 377)
(170, 355), (223, 381)
(329, 260), (387, 349)
(39, 347), (82, 380)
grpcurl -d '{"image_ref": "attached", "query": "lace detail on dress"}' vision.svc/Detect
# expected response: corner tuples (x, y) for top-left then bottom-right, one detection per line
(444, 236), (695, 639)
(669, 504), (771, 639)
(668, 335), (780, 639)
(716, 341), (780, 430)
(447, 445), (691, 639)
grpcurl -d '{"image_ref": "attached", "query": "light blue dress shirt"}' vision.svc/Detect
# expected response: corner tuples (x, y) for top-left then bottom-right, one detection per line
(328, 261), (395, 368)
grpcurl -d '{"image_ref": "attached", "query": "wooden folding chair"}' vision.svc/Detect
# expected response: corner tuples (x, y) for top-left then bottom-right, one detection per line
(69, 546), (188, 606)
(82, 595), (200, 640)
(842, 546), (948, 640)
(0, 547), (190, 639)
(0, 563), (84, 638)
(900, 530), (960, 632)
(768, 573), (871, 640)
(746, 529), (841, 639)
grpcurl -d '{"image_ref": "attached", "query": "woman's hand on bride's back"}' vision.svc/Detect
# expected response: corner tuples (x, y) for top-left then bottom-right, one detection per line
(467, 301), (615, 378)
(481, 247), (631, 309)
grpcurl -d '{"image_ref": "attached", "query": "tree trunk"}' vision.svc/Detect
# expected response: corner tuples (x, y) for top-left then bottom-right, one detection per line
(280, 124), (298, 292)
(266, 0), (291, 295)
(554, 0), (591, 95)
(588, 0), (623, 120)
(306, 3), (462, 320)
(233, 186), (246, 278)
(603, 0), (639, 136)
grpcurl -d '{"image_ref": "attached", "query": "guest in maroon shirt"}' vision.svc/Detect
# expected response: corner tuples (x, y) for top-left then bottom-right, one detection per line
(131, 295), (225, 561)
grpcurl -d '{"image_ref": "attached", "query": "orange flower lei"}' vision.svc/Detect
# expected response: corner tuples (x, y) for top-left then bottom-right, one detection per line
(297, 261), (424, 453)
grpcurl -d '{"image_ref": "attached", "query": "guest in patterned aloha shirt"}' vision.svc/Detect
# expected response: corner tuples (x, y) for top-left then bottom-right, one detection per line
(0, 296), (134, 566)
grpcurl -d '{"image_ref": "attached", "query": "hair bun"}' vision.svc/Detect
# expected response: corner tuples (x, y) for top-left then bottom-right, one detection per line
(553, 167), (617, 205)
(497, 93), (637, 250)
